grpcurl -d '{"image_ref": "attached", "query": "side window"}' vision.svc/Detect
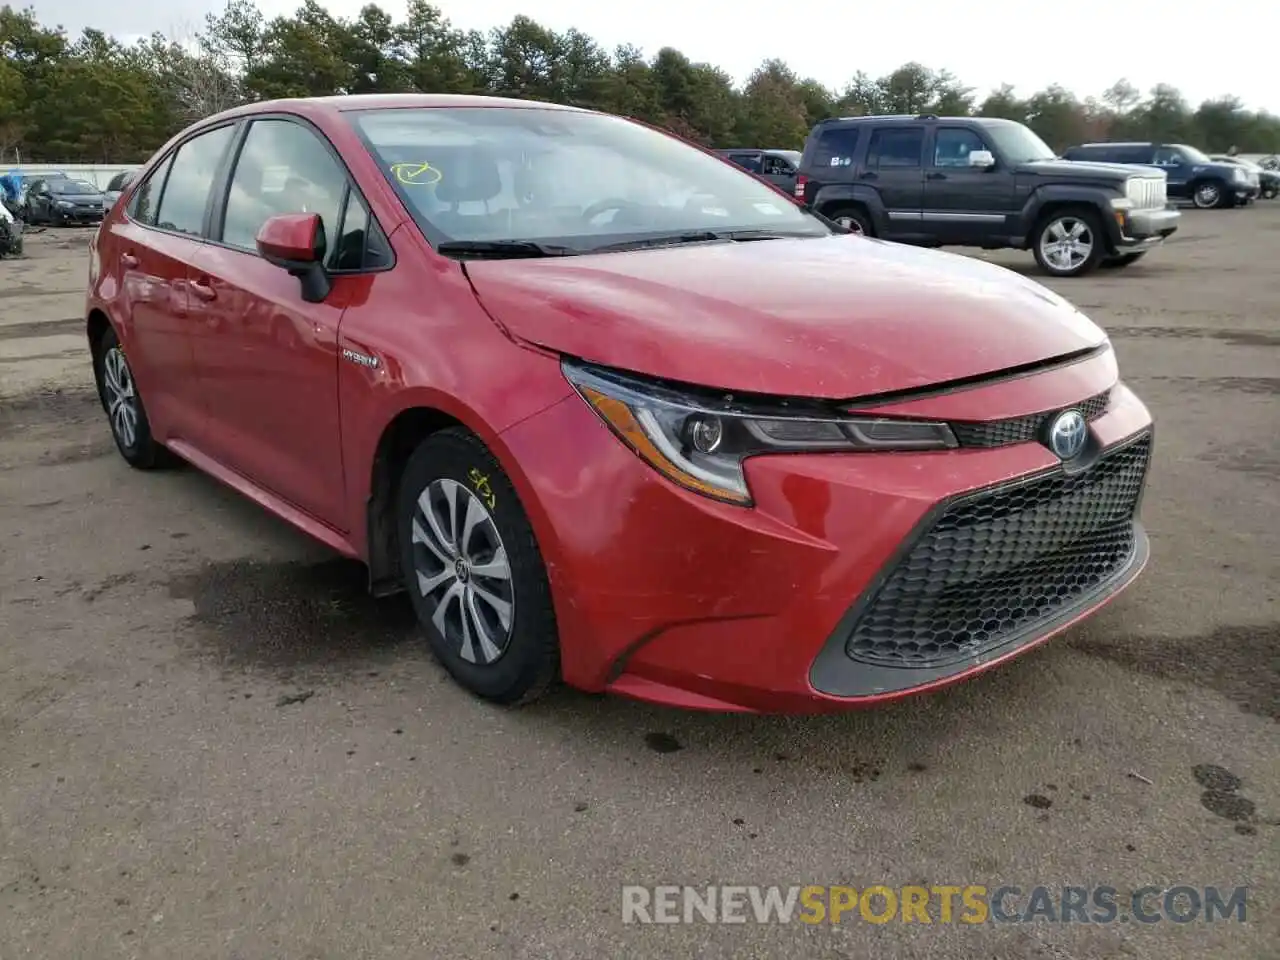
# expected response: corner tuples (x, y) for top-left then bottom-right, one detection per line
(1152, 147), (1181, 166)
(129, 154), (174, 226)
(221, 119), (347, 255)
(1120, 146), (1153, 163)
(933, 128), (987, 167)
(107, 172), (128, 191)
(329, 190), (393, 272)
(154, 125), (235, 236)
(812, 128), (859, 169)
(867, 128), (924, 169)
(763, 155), (792, 176)
(728, 153), (762, 174)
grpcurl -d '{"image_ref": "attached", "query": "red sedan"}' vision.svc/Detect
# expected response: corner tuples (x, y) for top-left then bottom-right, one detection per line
(85, 94), (1153, 713)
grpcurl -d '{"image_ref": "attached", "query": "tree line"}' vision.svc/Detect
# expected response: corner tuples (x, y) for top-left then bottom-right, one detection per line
(3, 0), (1279, 164)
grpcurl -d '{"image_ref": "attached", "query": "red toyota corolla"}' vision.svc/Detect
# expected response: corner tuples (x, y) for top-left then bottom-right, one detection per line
(85, 94), (1153, 713)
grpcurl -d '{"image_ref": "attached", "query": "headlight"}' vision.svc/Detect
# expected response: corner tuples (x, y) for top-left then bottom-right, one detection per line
(563, 360), (957, 506)
(1232, 167), (1247, 183)
(56, 200), (72, 208)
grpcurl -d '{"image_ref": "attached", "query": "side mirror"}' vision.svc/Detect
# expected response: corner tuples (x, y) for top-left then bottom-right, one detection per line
(256, 212), (330, 303)
(969, 150), (996, 169)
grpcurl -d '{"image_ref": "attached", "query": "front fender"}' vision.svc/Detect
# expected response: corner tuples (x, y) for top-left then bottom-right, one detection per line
(1017, 185), (1120, 246)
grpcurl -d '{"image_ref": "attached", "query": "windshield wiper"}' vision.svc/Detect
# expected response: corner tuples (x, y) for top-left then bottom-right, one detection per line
(589, 230), (804, 254)
(436, 240), (577, 260)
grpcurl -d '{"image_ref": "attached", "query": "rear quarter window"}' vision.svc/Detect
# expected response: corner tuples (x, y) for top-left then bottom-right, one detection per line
(807, 128), (860, 171)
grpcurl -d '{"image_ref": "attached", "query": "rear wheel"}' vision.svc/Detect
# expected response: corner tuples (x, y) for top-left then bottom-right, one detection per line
(824, 205), (873, 237)
(396, 428), (559, 705)
(1032, 208), (1105, 278)
(92, 327), (174, 469)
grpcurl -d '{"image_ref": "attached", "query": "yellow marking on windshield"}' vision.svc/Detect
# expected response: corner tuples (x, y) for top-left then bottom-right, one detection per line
(391, 162), (442, 186)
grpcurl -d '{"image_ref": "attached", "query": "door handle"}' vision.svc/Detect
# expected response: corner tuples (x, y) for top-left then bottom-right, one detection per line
(190, 279), (217, 302)
(121, 252), (138, 268)
(926, 172), (947, 180)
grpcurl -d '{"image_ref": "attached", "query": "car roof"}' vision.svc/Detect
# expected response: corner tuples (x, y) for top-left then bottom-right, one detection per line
(209, 93), (591, 124)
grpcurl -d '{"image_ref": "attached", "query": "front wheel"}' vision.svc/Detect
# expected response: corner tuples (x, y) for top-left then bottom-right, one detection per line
(396, 428), (560, 706)
(1032, 209), (1105, 278)
(1192, 181), (1225, 209)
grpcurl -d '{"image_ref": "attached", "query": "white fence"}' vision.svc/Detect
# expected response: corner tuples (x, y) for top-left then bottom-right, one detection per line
(5, 163), (140, 189)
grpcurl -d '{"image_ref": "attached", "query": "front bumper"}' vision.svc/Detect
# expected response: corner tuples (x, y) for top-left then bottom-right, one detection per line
(54, 206), (103, 223)
(500, 354), (1154, 713)
(1112, 206), (1180, 249)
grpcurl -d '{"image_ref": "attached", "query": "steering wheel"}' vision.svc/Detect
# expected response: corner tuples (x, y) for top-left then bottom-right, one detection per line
(581, 198), (640, 225)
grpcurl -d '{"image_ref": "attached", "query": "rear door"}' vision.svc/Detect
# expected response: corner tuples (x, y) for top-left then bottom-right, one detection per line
(861, 126), (926, 233)
(922, 125), (1016, 242)
(110, 123), (238, 442)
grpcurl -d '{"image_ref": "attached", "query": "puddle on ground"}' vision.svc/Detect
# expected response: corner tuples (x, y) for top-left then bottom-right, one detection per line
(167, 556), (423, 680)
(1070, 622), (1279, 721)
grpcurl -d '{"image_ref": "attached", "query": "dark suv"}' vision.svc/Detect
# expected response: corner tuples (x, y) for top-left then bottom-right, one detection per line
(796, 115), (1179, 277)
(1062, 142), (1256, 209)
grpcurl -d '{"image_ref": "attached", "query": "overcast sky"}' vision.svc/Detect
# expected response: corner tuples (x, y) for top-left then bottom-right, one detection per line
(40, 0), (1280, 114)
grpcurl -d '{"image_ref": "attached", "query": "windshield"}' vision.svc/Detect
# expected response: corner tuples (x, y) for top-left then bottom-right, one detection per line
(351, 107), (828, 249)
(983, 121), (1057, 164)
(52, 179), (99, 195)
(1178, 145), (1211, 163)
(773, 150), (802, 165)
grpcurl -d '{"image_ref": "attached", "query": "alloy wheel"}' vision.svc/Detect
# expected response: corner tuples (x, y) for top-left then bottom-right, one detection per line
(1039, 217), (1094, 273)
(835, 215), (864, 235)
(102, 346), (140, 449)
(410, 478), (515, 665)
(1194, 184), (1221, 208)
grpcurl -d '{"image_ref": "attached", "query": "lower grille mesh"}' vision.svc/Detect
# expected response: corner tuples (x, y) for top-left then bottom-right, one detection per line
(845, 433), (1151, 668)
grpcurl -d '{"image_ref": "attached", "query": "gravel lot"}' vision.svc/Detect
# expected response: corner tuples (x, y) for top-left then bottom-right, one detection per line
(1, 213), (1276, 959)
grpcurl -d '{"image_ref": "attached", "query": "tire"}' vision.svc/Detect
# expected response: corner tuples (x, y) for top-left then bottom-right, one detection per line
(1100, 252), (1146, 269)
(1263, 186), (1277, 200)
(825, 205), (874, 237)
(1032, 207), (1105, 278)
(396, 427), (559, 706)
(92, 326), (174, 469)
(1191, 180), (1225, 209)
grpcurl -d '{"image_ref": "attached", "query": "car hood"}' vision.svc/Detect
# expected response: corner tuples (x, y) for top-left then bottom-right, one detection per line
(464, 236), (1109, 400)
(1021, 159), (1155, 180)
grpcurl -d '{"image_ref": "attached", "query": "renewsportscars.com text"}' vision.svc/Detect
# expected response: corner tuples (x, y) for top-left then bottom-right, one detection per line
(621, 884), (1248, 925)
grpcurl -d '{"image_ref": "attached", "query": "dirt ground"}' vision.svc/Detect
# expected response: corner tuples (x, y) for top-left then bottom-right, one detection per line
(1, 213), (1277, 960)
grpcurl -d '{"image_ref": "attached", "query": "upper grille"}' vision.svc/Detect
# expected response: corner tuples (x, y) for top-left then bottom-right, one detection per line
(845, 432), (1151, 668)
(1129, 176), (1167, 209)
(950, 390), (1110, 448)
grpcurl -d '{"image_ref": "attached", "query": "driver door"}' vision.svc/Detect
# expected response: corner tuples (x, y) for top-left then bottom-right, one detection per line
(1152, 146), (1190, 199)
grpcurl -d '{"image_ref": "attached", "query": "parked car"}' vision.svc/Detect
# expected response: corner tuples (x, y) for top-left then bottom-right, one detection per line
(795, 114), (1178, 277)
(24, 176), (105, 225)
(102, 169), (137, 214)
(86, 94), (1154, 712)
(1209, 155), (1278, 199)
(1060, 142), (1256, 208)
(0, 197), (22, 258)
(718, 148), (802, 194)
